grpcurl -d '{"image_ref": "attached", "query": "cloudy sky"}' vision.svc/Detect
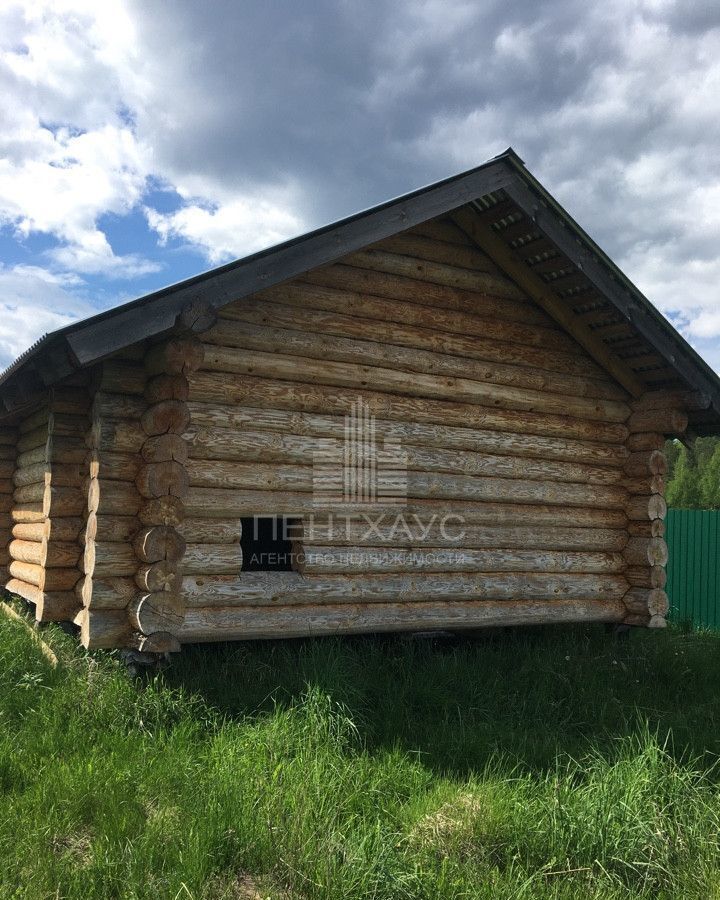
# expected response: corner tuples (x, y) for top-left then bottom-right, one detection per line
(1, 0), (719, 371)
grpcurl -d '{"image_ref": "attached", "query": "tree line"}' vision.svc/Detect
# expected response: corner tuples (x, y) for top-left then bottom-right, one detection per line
(664, 437), (720, 509)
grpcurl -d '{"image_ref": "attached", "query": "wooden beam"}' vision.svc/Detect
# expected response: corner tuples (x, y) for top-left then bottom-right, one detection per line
(451, 208), (644, 398)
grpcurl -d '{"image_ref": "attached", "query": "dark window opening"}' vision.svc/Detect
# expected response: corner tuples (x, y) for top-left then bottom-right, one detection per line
(240, 516), (300, 572)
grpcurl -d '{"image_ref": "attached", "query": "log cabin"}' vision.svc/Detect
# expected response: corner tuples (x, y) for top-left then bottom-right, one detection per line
(1, 148), (719, 654)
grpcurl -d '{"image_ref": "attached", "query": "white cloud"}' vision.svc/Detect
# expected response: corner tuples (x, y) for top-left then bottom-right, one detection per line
(145, 189), (305, 264)
(0, 0), (307, 280)
(0, 264), (96, 367)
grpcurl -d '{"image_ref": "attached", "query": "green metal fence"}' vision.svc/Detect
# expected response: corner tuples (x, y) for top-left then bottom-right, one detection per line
(666, 509), (720, 629)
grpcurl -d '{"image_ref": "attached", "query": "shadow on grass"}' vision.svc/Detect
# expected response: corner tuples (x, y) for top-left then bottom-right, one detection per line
(164, 623), (720, 777)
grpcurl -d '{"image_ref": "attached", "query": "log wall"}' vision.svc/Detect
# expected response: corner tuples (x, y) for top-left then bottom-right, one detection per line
(75, 341), (198, 650)
(178, 217), (653, 641)
(5, 384), (89, 622)
(0, 426), (17, 582)
(0, 216), (683, 646)
(619, 394), (677, 628)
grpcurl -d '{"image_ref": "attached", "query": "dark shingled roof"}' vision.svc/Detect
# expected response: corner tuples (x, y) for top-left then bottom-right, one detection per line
(2, 147), (719, 432)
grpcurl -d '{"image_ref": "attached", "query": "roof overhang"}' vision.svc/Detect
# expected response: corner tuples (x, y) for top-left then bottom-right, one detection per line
(1, 148), (719, 431)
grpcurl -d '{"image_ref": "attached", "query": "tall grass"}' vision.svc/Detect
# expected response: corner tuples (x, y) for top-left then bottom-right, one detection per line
(1, 614), (720, 898)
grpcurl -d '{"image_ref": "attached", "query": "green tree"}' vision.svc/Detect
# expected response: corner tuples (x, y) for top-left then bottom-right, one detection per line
(666, 444), (702, 508)
(699, 442), (720, 508)
(664, 439), (682, 481)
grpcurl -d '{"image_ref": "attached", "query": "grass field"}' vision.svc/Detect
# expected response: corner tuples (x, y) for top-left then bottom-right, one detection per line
(2, 608), (720, 899)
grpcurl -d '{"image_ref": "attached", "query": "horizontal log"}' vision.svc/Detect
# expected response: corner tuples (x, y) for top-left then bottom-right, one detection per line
(185, 462), (628, 509)
(296, 546), (625, 575)
(84, 513), (140, 543)
(184, 427), (624, 484)
(626, 432), (665, 453)
(179, 570), (628, 607)
(87, 417), (145, 454)
(44, 486), (85, 518)
(11, 517), (83, 543)
(17, 426), (49, 454)
(88, 479), (141, 516)
(624, 536), (668, 567)
(189, 373), (629, 444)
(301, 264), (583, 353)
(17, 462), (82, 489)
(85, 541), (137, 578)
(92, 392), (145, 422)
(176, 518), (242, 544)
(133, 526), (186, 564)
(370, 232), (495, 272)
(4, 580), (76, 622)
(11, 522), (44, 542)
(626, 494), (667, 521)
(342, 248), (527, 304)
(51, 382), (91, 404)
(623, 475), (664, 495)
(145, 373), (190, 404)
(225, 291), (617, 384)
(75, 607), (132, 649)
(627, 520), (665, 538)
(625, 566), (667, 589)
(141, 401), (191, 437)
(208, 315), (626, 404)
(624, 450), (668, 477)
(15, 443), (48, 470)
(145, 337), (205, 376)
(7, 560), (80, 591)
(0, 478), (13, 494)
(135, 561), (182, 594)
(88, 450), (141, 482)
(13, 482), (45, 504)
(8, 539), (80, 568)
(129, 593), (185, 634)
(300, 521), (628, 552)
(185, 489), (627, 529)
(201, 345), (630, 423)
(627, 408), (687, 435)
(18, 406), (49, 434)
(623, 588), (669, 617)
(0, 429), (18, 446)
(11, 463), (48, 489)
(139, 496), (185, 527)
(5, 578), (41, 605)
(96, 360), (146, 396)
(141, 434), (188, 464)
(630, 389), (710, 412)
(77, 574), (137, 609)
(178, 597), (626, 641)
(136, 461), (189, 499)
(183, 543), (242, 574)
(185, 406), (629, 468)
(48, 413), (88, 438)
(0, 460), (14, 478)
(35, 591), (79, 623)
(10, 502), (44, 524)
